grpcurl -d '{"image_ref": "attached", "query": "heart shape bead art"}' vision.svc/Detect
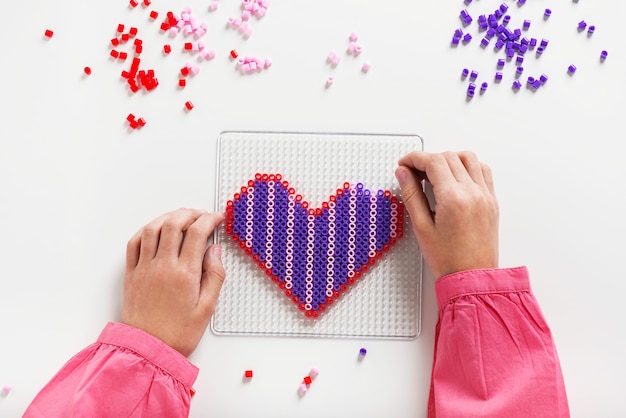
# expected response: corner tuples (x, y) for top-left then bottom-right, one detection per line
(225, 174), (405, 318)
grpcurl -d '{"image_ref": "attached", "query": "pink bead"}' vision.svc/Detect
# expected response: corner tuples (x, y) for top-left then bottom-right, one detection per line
(233, 17), (242, 28)
(242, 10), (251, 20)
(227, 17), (236, 25)
(184, 25), (194, 35)
(238, 21), (249, 33)
(353, 45), (362, 55)
(189, 65), (200, 75)
(347, 42), (357, 54)
(263, 58), (272, 68)
(169, 27), (179, 37)
(327, 52), (337, 63)
(326, 76), (334, 87)
(350, 32), (358, 42)
(331, 56), (340, 67)
(241, 63), (251, 73)
(209, 1), (219, 11)
(197, 40), (205, 50)
(309, 367), (319, 378)
(298, 383), (308, 394)
(256, 7), (267, 17)
(243, 27), (253, 38)
(361, 62), (371, 73)
(250, 61), (258, 71)
(1, 385), (12, 395)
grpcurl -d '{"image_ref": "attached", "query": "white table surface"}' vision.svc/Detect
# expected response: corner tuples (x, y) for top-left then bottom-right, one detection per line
(1, 1), (624, 417)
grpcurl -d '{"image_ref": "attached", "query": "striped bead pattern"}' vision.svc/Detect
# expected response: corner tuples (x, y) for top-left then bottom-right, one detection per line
(225, 173), (405, 318)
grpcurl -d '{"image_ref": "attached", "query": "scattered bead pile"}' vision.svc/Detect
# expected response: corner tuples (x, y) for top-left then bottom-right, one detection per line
(225, 174), (404, 318)
(226, 0), (270, 39)
(453, 1), (607, 98)
(325, 32), (371, 87)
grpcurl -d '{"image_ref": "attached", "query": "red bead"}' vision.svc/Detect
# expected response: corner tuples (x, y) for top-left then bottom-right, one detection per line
(110, 49), (119, 58)
(160, 22), (170, 31)
(163, 44), (171, 54)
(121, 33), (130, 42)
(135, 45), (143, 54)
(83, 66), (92, 75)
(303, 376), (312, 385)
(230, 49), (238, 59)
(44, 29), (54, 38)
(149, 10), (158, 19)
(129, 119), (139, 129)
(184, 42), (193, 50)
(126, 113), (136, 122)
(244, 370), (253, 378)
(129, 27), (138, 36)
(143, 0), (151, 5)
(117, 24), (124, 33)
(137, 117), (146, 127)
(118, 51), (128, 60)
(179, 79), (186, 87)
(129, 0), (139, 7)
(185, 101), (194, 110)
(111, 38), (119, 46)
(180, 67), (189, 76)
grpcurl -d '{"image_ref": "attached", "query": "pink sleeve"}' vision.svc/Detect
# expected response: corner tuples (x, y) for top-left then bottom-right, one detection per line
(428, 267), (569, 418)
(24, 322), (198, 418)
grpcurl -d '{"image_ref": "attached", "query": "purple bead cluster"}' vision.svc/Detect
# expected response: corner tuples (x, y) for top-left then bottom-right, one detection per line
(225, 175), (405, 318)
(452, 2), (608, 98)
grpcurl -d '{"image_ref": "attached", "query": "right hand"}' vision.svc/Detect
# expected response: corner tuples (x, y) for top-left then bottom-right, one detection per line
(395, 151), (499, 279)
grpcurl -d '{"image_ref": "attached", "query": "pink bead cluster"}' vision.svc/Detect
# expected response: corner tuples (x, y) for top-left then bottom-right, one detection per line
(325, 32), (371, 87)
(227, 0), (270, 39)
(237, 55), (272, 74)
(167, 7), (208, 39)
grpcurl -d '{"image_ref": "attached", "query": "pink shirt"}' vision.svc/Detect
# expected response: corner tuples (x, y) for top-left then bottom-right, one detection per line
(24, 267), (569, 417)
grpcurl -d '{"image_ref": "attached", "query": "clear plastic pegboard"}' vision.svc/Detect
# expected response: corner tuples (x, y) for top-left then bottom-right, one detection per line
(212, 131), (423, 339)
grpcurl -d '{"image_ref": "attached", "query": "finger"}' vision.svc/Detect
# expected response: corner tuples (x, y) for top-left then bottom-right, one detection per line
(395, 166), (435, 236)
(398, 151), (455, 187)
(199, 244), (226, 315)
(125, 229), (142, 271)
(442, 152), (473, 183)
(481, 163), (496, 195)
(156, 208), (205, 259)
(137, 214), (169, 264)
(179, 212), (225, 265)
(457, 151), (486, 184)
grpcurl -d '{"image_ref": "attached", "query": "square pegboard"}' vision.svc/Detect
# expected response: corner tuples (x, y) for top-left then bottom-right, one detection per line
(212, 131), (423, 339)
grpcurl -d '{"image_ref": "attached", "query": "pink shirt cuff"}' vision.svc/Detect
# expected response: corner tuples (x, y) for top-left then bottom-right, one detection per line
(97, 322), (199, 389)
(435, 266), (530, 307)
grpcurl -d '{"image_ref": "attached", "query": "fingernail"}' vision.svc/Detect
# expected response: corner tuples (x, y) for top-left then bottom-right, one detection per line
(395, 167), (407, 183)
(210, 245), (222, 260)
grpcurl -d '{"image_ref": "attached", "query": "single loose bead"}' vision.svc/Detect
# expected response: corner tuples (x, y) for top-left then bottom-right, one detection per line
(539, 74), (549, 84)
(44, 29), (54, 38)
(544, 9), (552, 18)
(523, 20), (531, 30)
(497, 58), (505, 68)
(359, 347), (367, 356)
(495, 72), (503, 81)
(244, 370), (253, 378)
(361, 62), (371, 73)
(512, 80), (522, 90)
(480, 82), (488, 91)
(461, 68), (469, 78)
(578, 20), (587, 31)
(600, 50), (608, 60)
(185, 101), (194, 110)
(587, 25), (595, 35)
(469, 70), (478, 80)
(567, 64), (577, 74)
(463, 33), (472, 43)
(83, 66), (92, 75)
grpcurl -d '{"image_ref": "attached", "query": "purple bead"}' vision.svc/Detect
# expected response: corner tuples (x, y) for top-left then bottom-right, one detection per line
(536, 46), (545, 55)
(506, 48), (515, 58)
(480, 37), (490, 47)
(461, 68), (469, 78)
(486, 28), (496, 38)
(532, 80), (541, 89)
(513, 28), (521, 39)
(495, 72), (503, 81)
(463, 33), (472, 43)
(544, 9), (552, 18)
(452, 36), (460, 45)
(527, 76), (535, 84)
(516, 66), (524, 75)
(467, 84), (475, 98)
(470, 70), (478, 81)
(494, 40), (504, 50)
(567, 64), (577, 74)
(495, 9), (503, 19)
(480, 82), (488, 91)
(518, 0), (526, 4)
(503, 15), (511, 25)
(577, 20), (587, 31)
(529, 38), (537, 47)
(516, 56), (524, 65)
(464, 0), (472, 4)
(512, 80), (522, 90)
(519, 44), (528, 54)
(600, 50), (608, 60)
(539, 74), (549, 84)
(540, 38), (549, 48)
(454, 28), (463, 37)
(588, 25), (595, 35)
(497, 58), (505, 68)
(523, 20), (531, 30)
(499, 3), (508, 13)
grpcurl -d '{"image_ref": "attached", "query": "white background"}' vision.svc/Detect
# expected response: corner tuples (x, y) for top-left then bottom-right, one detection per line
(1, 1), (624, 417)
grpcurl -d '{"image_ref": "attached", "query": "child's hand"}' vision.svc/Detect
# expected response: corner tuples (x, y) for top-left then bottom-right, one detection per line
(122, 208), (225, 357)
(395, 151), (499, 279)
